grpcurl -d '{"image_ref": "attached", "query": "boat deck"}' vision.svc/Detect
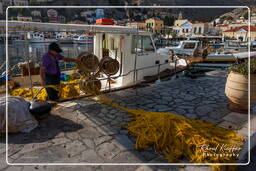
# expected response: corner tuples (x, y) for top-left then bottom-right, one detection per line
(1, 69), (255, 171)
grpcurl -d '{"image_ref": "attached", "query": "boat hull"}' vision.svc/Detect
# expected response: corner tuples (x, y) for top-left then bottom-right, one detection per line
(205, 51), (256, 62)
(29, 39), (57, 43)
(73, 40), (93, 44)
(58, 39), (74, 44)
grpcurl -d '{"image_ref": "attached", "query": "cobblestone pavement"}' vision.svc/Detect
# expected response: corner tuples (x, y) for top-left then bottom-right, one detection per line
(0, 70), (255, 171)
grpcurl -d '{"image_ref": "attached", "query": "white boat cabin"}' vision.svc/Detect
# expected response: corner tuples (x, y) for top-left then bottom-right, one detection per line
(166, 40), (201, 56)
(93, 28), (172, 88)
(224, 40), (248, 51)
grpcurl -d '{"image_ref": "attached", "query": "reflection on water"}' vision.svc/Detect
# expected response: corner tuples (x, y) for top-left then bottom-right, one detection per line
(0, 41), (93, 74)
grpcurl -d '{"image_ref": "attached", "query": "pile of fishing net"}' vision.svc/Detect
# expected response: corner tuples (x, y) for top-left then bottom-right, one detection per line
(10, 88), (48, 101)
(10, 79), (81, 100)
(95, 97), (244, 171)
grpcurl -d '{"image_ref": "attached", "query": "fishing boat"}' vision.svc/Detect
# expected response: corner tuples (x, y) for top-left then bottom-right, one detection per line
(57, 35), (74, 44)
(205, 40), (256, 63)
(28, 32), (57, 43)
(73, 35), (93, 44)
(4, 23), (187, 93)
(162, 40), (256, 64)
(165, 40), (202, 56)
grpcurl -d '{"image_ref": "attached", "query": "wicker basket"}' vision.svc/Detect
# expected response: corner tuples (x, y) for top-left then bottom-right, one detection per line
(21, 67), (40, 76)
(103, 49), (109, 57)
(99, 56), (119, 76)
(80, 77), (101, 95)
(77, 52), (99, 73)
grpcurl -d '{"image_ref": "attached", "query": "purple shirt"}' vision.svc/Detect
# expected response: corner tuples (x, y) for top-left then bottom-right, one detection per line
(41, 52), (63, 75)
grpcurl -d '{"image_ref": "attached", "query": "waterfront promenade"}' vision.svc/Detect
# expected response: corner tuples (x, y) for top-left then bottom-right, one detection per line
(0, 69), (255, 171)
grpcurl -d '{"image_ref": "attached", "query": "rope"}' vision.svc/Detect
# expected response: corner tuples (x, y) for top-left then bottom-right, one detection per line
(91, 97), (244, 171)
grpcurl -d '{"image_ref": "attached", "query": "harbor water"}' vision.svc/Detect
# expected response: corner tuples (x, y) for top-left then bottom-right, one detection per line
(0, 41), (93, 74)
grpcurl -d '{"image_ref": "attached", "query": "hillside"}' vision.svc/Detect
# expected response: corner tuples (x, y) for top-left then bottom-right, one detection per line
(44, 0), (253, 22)
(219, 5), (256, 21)
(6, 0), (254, 22)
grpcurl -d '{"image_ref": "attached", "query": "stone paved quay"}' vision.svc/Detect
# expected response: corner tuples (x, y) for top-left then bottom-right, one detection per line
(0, 69), (256, 171)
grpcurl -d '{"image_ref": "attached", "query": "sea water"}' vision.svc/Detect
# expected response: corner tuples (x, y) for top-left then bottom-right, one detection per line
(0, 41), (93, 75)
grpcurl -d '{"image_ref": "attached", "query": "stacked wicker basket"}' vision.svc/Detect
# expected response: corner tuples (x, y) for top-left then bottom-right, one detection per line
(76, 51), (120, 95)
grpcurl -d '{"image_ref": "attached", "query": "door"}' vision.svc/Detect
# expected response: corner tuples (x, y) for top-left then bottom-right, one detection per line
(131, 35), (159, 82)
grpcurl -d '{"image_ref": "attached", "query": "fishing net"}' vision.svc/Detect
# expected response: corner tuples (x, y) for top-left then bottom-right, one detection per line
(9, 87), (244, 170)
(9, 51), (244, 170)
(10, 79), (81, 100)
(92, 97), (244, 171)
(10, 88), (48, 101)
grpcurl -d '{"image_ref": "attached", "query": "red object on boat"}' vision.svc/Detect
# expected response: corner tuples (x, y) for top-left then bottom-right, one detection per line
(96, 18), (114, 25)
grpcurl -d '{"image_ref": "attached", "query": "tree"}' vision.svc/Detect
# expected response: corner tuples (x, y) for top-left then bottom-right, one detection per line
(171, 32), (177, 39)
(29, 0), (39, 5)
(163, 16), (175, 26)
(42, 17), (49, 23)
(243, 12), (249, 20)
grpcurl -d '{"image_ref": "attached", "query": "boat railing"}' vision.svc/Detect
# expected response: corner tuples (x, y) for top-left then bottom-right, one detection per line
(31, 59), (173, 100)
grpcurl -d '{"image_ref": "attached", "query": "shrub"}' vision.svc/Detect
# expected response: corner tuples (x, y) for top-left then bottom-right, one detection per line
(229, 58), (256, 76)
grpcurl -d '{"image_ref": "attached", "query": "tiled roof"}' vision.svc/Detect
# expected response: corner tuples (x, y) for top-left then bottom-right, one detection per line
(223, 26), (256, 32)
(216, 24), (228, 27)
(192, 22), (207, 24)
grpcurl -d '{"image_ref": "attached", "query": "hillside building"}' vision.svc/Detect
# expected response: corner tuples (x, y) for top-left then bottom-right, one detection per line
(223, 26), (256, 41)
(146, 17), (164, 34)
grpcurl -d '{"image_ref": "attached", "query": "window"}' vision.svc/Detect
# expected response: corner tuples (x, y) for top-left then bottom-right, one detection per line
(194, 28), (197, 33)
(132, 35), (142, 53)
(239, 42), (247, 47)
(184, 43), (196, 49)
(132, 35), (155, 53)
(110, 38), (114, 50)
(198, 27), (202, 34)
(186, 29), (188, 33)
(142, 36), (154, 52)
(227, 41), (239, 47)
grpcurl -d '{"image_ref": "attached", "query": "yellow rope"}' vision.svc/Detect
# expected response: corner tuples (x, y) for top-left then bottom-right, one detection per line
(93, 97), (244, 171)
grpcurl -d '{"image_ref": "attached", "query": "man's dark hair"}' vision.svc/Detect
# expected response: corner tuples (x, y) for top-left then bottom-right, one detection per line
(49, 42), (63, 53)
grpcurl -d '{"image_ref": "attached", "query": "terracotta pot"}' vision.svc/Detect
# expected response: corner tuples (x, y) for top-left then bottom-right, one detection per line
(225, 71), (256, 113)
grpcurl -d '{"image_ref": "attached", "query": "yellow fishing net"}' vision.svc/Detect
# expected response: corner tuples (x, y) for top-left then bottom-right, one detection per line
(10, 79), (81, 100)
(9, 82), (245, 171)
(93, 97), (244, 171)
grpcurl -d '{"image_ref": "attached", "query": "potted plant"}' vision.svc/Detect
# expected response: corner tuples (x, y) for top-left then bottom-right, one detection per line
(225, 58), (256, 113)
